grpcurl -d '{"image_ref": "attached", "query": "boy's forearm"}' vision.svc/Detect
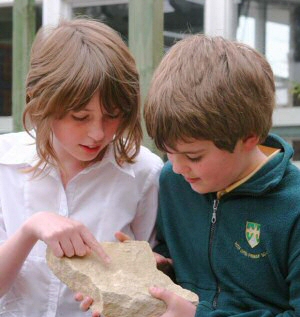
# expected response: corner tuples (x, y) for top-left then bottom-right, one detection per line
(196, 303), (295, 317)
(0, 222), (37, 297)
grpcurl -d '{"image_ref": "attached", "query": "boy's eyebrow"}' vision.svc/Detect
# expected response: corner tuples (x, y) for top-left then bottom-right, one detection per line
(182, 149), (205, 155)
(168, 149), (206, 155)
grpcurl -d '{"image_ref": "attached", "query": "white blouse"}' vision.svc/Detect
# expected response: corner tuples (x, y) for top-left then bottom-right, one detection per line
(0, 131), (163, 317)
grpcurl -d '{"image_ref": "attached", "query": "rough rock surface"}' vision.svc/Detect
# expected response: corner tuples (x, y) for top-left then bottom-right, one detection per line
(46, 240), (198, 317)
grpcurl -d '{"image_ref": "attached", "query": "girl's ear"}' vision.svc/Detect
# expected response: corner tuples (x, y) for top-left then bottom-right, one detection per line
(242, 134), (260, 151)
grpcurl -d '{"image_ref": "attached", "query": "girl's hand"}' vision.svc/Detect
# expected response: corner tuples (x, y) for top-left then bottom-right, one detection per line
(149, 286), (196, 317)
(24, 211), (110, 263)
(74, 293), (101, 317)
(114, 231), (131, 242)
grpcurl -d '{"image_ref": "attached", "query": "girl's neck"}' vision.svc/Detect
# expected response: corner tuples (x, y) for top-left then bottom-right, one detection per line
(58, 149), (107, 187)
(59, 162), (85, 188)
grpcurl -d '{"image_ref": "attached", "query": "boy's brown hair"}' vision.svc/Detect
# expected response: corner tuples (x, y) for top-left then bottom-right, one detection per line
(24, 18), (142, 172)
(144, 34), (275, 153)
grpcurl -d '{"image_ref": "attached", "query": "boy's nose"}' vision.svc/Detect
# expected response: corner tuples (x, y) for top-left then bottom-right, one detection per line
(170, 155), (190, 175)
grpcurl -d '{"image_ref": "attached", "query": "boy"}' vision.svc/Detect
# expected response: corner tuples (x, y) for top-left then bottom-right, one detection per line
(144, 34), (300, 316)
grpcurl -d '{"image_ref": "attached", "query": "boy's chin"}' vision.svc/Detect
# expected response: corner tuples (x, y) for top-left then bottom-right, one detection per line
(189, 183), (210, 194)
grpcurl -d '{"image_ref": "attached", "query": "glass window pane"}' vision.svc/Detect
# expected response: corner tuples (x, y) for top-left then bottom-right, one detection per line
(72, 0), (204, 49)
(0, 6), (12, 116)
(73, 5), (129, 41)
(293, 140), (300, 161)
(237, 1), (300, 164)
(0, 5), (42, 117)
(164, 0), (203, 49)
(236, 1), (300, 109)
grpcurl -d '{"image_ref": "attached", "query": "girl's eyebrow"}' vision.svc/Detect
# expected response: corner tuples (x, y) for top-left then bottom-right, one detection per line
(74, 108), (91, 113)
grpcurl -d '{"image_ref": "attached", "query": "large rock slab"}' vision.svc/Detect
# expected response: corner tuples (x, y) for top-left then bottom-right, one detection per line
(46, 240), (198, 317)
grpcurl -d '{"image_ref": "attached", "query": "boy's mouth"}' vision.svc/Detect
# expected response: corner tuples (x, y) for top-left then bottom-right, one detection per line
(185, 177), (200, 184)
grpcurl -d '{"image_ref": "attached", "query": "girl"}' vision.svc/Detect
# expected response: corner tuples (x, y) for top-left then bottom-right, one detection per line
(0, 19), (162, 317)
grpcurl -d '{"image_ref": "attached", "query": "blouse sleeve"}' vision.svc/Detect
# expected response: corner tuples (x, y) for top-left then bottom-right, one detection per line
(130, 159), (163, 247)
(0, 196), (7, 245)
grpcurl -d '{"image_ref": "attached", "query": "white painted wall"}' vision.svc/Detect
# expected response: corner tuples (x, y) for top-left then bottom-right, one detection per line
(273, 107), (300, 126)
(43, 0), (71, 26)
(204, 0), (239, 39)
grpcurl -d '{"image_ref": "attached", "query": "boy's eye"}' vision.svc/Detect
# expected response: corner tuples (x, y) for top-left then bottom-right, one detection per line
(186, 155), (203, 162)
(71, 115), (89, 121)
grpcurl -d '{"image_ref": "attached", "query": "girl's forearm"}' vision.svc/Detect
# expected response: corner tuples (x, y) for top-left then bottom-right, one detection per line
(0, 222), (37, 297)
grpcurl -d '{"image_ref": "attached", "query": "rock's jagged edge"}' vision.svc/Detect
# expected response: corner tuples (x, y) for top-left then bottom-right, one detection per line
(46, 240), (199, 317)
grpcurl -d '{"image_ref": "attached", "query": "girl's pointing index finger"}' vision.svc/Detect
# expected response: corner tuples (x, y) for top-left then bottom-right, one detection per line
(80, 230), (111, 264)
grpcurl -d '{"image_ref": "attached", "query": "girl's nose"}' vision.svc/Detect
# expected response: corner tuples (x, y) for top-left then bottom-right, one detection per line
(88, 120), (105, 141)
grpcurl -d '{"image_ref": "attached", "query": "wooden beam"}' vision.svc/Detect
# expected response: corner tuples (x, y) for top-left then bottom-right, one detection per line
(128, 0), (163, 152)
(12, 0), (35, 131)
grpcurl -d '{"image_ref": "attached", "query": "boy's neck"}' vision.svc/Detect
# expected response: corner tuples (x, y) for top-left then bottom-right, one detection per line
(217, 145), (279, 199)
(241, 146), (269, 178)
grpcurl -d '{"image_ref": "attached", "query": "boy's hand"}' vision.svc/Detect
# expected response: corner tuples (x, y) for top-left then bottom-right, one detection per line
(24, 211), (110, 263)
(154, 253), (175, 280)
(149, 286), (196, 317)
(74, 293), (101, 317)
(154, 252), (173, 267)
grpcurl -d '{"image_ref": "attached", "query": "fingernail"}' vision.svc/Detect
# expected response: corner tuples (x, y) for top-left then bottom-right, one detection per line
(100, 256), (111, 266)
(149, 285), (158, 292)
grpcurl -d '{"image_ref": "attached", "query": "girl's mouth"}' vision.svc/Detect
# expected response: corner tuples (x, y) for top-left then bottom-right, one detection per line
(80, 144), (101, 153)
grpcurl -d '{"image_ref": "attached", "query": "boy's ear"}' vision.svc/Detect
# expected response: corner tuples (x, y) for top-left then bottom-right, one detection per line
(242, 134), (260, 151)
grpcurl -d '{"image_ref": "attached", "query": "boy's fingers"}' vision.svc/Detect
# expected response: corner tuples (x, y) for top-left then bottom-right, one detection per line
(149, 286), (172, 304)
(154, 252), (173, 265)
(114, 231), (132, 242)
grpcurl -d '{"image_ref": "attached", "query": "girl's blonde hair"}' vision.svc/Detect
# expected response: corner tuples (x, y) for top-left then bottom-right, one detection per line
(24, 18), (142, 172)
(144, 34), (275, 153)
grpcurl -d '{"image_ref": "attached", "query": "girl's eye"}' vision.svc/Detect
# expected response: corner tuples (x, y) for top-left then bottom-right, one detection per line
(71, 115), (88, 121)
(103, 112), (121, 120)
(186, 156), (203, 162)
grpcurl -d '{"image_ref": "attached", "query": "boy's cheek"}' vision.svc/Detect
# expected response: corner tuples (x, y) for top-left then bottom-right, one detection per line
(166, 153), (172, 161)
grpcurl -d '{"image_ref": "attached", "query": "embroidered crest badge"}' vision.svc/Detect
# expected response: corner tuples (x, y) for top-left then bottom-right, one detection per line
(245, 221), (261, 248)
